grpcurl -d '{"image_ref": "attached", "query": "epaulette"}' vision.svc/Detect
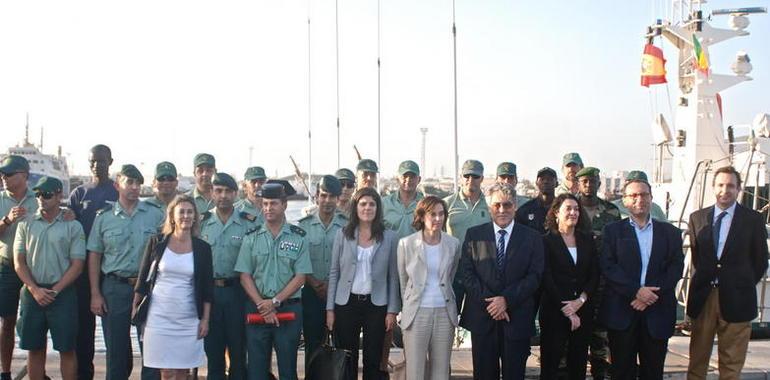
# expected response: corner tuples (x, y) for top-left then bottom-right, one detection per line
(96, 204), (113, 215)
(245, 225), (262, 235)
(201, 211), (212, 221)
(290, 225), (306, 237)
(239, 211), (257, 222)
(144, 200), (161, 209)
(298, 214), (313, 223)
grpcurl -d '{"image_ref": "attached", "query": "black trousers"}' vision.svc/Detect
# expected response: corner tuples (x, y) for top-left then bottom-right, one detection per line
(470, 323), (530, 380)
(607, 315), (668, 380)
(334, 295), (386, 380)
(539, 313), (590, 380)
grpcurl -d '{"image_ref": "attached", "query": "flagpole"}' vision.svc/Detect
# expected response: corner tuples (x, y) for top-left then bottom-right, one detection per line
(376, 0), (382, 194)
(307, 0), (313, 194)
(335, 0), (341, 168)
(451, 0), (459, 192)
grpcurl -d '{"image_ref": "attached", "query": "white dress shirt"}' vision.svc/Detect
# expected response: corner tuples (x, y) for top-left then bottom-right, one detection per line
(352, 245), (374, 295)
(493, 220), (515, 253)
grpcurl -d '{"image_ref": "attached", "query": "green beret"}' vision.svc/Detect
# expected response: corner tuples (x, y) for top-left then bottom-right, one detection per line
(259, 180), (297, 199)
(194, 153), (216, 168)
(334, 168), (355, 181)
(462, 160), (484, 176)
(625, 170), (649, 182)
(575, 166), (600, 178)
(398, 160), (420, 176)
(496, 162), (517, 176)
(356, 159), (379, 173)
(212, 173), (238, 191)
(244, 166), (267, 181)
(317, 175), (342, 196)
(32, 176), (63, 194)
(119, 164), (144, 183)
(562, 152), (584, 166)
(0, 155), (30, 174)
(155, 161), (177, 180)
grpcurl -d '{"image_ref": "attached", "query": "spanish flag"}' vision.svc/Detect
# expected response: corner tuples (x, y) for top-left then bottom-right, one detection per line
(641, 44), (667, 87)
(692, 35), (709, 74)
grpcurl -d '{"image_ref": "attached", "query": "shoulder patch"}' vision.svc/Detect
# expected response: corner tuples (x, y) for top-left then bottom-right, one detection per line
(239, 211), (257, 222)
(201, 211), (212, 221)
(245, 225), (262, 235)
(96, 204), (113, 215)
(290, 225), (306, 237)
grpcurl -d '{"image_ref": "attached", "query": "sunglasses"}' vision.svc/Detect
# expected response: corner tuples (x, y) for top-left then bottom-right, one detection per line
(0, 172), (19, 178)
(491, 201), (514, 210)
(463, 174), (481, 179)
(35, 191), (57, 200)
(156, 175), (176, 182)
(340, 180), (355, 189)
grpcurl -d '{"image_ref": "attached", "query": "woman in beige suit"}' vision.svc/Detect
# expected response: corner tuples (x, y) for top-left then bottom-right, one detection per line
(397, 196), (461, 380)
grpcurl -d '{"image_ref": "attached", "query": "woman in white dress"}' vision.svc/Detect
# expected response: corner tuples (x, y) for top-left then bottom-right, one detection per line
(133, 195), (214, 380)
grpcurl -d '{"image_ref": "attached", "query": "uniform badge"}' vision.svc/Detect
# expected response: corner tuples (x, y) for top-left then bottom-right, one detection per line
(528, 213), (535, 221)
(279, 241), (300, 252)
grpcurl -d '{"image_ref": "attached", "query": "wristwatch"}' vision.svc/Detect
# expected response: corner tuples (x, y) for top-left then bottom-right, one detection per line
(272, 297), (282, 308)
(578, 295), (587, 303)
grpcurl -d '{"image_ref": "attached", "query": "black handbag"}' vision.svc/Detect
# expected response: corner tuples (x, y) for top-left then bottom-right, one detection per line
(305, 330), (355, 380)
(131, 256), (159, 326)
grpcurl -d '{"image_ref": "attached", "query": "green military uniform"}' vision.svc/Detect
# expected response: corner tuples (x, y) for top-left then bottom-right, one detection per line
(383, 191), (424, 240)
(189, 188), (214, 215)
(235, 221), (313, 380)
(556, 152), (584, 197)
(201, 204), (257, 380)
(14, 208), (86, 351)
(143, 196), (168, 216)
(0, 188), (37, 317)
(444, 192), (489, 244)
(87, 190), (163, 380)
(234, 199), (264, 225)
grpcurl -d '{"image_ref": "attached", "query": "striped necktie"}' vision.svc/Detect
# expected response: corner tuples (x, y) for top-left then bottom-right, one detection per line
(497, 229), (507, 270)
(713, 210), (728, 259)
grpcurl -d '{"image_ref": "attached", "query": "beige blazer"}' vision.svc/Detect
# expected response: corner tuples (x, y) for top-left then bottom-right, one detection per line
(397, 231), (462, 329)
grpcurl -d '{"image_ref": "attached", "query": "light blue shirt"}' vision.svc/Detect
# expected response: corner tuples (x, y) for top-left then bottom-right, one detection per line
(630, 217), (653, 286)
(713, 202), (736, 260)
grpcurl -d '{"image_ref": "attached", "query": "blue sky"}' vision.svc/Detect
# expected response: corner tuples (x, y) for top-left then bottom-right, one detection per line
(1, 0), (767, 180)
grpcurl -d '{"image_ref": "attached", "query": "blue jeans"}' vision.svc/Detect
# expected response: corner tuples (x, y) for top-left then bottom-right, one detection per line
(245, 300), (303, 380)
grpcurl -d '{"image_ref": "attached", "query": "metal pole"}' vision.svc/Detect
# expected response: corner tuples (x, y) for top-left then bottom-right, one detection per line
(307, 0), (313, 187)
(377, 0), (382, 194)
(335, 0), (341, 168)
(451, 0), (459, 191)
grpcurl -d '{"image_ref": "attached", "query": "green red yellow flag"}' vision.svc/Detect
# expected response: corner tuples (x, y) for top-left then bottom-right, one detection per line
(641, 44), (667, 87)
(692, 34), (709, 74)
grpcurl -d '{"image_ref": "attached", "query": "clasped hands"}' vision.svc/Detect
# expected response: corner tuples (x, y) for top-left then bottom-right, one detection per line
(631, 286), (660, 311)
(484, 296), (509, 322)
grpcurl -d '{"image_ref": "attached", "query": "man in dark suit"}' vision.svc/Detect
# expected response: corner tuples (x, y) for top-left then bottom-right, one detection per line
(599, 178), (684, 380)
(458, 183), (544, 380)
(686, 166), (769, 380)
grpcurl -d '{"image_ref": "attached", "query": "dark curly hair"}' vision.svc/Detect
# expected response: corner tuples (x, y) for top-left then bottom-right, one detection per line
(343, 187), (385, 242)
(545, 193), (590, 234)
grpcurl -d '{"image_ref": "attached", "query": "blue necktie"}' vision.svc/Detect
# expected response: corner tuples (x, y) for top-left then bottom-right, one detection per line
(497, 229), (507, 270)
(713, 211), (727, 259)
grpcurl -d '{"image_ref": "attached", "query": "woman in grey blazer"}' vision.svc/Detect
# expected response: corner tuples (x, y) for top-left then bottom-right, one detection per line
(326, 187), (401, 380)
(397, 196), (461, 380)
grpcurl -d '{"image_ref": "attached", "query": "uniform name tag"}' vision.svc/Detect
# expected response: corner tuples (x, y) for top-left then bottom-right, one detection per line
(279, 241), (300, 252)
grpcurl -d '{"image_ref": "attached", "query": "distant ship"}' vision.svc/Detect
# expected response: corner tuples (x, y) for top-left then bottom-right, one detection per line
(1, 115), (70, 194)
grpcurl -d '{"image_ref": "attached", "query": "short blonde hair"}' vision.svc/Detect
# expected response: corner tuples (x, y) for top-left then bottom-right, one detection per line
(160, 195), (201, 237)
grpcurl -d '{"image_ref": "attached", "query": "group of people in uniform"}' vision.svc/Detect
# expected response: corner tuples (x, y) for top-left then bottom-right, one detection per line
(0, 145), (767, 380)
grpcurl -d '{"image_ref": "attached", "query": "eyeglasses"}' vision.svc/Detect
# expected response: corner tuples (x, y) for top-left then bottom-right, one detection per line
(340, 180), (355, 189)
(35, 191), (57, 200)
(156, 175), (176, 182)
(491, 201), (514, 210)
(463, 174), (481, 180)
(624, 192), (651, 200)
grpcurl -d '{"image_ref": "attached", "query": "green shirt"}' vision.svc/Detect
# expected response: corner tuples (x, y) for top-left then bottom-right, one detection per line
(144, 196), (169, 217)
(612, 199), (668, 222)
(234, 198), (264, 226)
(187, 188), (214, 215)
(234, 222), (313, 299)
(200, 209), (258, 278)
(13, 210), (86, 284)
(555, 183), (578, 197)
(0, 188), (38, 260)
(580, 197), (622, 249)
(87, 201), (164, 277)
(444, 191), (490, 244)
(297, 212), (347, 281)
(382, 191), (423, 240)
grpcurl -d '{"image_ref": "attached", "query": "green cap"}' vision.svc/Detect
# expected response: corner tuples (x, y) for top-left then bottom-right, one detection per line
(334, 168), (355, 181)
(575, 166), (600, 178)
(398, 160), (420, 176)
(244, 166), (267, 181)
(537, 167), (557, 178)
(155, 161), (177, 180)
(194, 153), (216, 168)
(32, 176), (63, 193)
(0, 155), (30, 174)
(563, 152), (584, 166)
(496, 162), (517, 176)
(119, 164), (144, 183)
(356, 159), (379, 173)
(461, 160), (484, 176)
(259, 180), (297, 199)
(317, 175), (342, 196)
(625, 170), (649, 183)
(212, 172), (238, 191)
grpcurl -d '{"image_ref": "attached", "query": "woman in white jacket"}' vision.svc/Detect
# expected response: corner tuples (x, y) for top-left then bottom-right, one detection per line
(397, 195), (461, 380)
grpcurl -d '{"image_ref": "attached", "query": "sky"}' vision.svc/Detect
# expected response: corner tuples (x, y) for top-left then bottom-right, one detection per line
(1, 0), (768, 180)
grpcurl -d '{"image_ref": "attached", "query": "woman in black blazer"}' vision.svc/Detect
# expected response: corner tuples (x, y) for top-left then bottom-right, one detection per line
(539, 194), (598, 380)
(133, 195), (214, 380)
